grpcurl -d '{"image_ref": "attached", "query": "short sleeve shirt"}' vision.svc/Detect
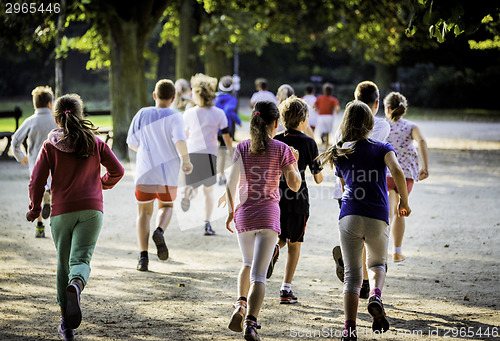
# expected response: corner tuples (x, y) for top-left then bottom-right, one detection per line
(233, 139), (296, 234)
(275, 129), (321, 215)
(335, 139), (395, 224)
(183, 106), (228, 155)
(314, 95), (339, 116)
(250, 91), (279, 106)
(386, 118), (420, 181)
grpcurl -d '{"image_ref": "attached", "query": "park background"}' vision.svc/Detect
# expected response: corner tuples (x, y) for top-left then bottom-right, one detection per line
(0, 1), (499, 341)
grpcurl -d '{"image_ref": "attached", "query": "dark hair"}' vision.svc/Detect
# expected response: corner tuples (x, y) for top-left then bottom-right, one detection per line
(317, 101), (374, 167)
(255, 78), (268, 91)
(323, 83), (334, 96)
(250, 101), (280, 155)
(354, 81), (379, 106)
(155, 79), (175, 100)
(305, 84), (315, 94)
(53, 94), (98, 159)
(279, 96), (308, 130)
(384, 91), (407, 121)
(32, 86), (54, 108)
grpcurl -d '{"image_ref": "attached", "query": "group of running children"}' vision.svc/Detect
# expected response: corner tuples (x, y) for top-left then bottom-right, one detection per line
(14, 75), (428, 341)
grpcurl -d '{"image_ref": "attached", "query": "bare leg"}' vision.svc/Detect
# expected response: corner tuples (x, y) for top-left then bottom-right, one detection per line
(388, 190), (406, 257)
(344, 292), (359, 322)
(283, 241), (301, 284)
(156, 202), (173, 231)
(219, 146), (227, 179)
(362, 245), (369, 280)
(238, 265), (251, 298)
(137, 202), (154, 252)
(203, 185), (214, 222)
(368, 269), (386, 293)
(247, 281), (266, 319)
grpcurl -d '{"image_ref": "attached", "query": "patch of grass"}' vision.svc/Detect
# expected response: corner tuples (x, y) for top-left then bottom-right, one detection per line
(405, 108), (500, 122)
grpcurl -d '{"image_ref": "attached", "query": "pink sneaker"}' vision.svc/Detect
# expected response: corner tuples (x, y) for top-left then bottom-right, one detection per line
(228, 300), (247, 332)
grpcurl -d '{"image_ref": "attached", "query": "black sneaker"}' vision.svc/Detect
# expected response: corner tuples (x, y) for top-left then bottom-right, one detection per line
(65, 282), (82, 329)
(280, 290), (298, 304)
(360, 280), (370, 299)
(266, 245), (279, 279)
(332, 245), (344, 283)
(341, 330), (357, 341)
(368, 295), (389, 332)
(204, 221), (216, 235)
(35, 223), (45, 238)
(58, 322), (75, 341)
(137, 256), (149, 271)
(152, 228), (169, 260)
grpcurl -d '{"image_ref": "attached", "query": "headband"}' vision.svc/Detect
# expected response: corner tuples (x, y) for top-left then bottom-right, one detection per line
(219, 81), (233, 92)
(254, 111), (261, 116)
(398, 102), (404, 107)
(64, 110), (71, 115)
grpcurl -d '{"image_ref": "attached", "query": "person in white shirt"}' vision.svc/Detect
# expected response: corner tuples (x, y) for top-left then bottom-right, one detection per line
(250, 78), (278, 109)
(182, 73), (234, 235)
(127, 79), (193, 271)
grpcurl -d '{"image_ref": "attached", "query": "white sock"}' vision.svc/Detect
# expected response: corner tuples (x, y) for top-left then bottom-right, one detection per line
(281, 283), (292, 292)
(394, 247), (402, 255)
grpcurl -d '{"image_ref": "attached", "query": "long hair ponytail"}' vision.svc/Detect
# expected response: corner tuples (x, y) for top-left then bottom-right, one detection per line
(317, 101), (374, 168)
(383, 91), (407, 121)
(250, 101), (280, 155)
(53, 94), (98, 159)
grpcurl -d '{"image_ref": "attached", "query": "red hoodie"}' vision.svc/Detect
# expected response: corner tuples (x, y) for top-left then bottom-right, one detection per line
(27, 129), (124, 219)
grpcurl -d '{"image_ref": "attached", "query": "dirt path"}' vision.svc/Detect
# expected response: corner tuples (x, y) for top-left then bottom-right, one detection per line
(0, 120), (499, 341)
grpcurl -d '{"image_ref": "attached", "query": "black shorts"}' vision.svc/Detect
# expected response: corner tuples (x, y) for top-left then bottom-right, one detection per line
(279, 212), (309, 243)
(185, 153), (217, 188)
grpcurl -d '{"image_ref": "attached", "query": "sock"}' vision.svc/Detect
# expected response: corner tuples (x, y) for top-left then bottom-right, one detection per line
(237, 296), (247, 302)
(155, 227), (164, 234)
(344, 320), (357, 336)
(281, 283), (292, 292)
(345, 320), (356, 329)
(246, 314), (257, 322)
(394, 246), (402, 254)
(369, 288), (382, 298)
(140, 251), (148, 258)
(37, 221), (44, 227)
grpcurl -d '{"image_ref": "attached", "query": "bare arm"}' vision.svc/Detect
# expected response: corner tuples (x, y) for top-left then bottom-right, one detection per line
(218, 160), (241, 233)
(128, 145), (138, 152)
(175, 140), (193, 174)
(411, 125), (429, 180)
(222, 133), (234, 158)
(385, 151), (411, 217)
(313, 172), (323, 184)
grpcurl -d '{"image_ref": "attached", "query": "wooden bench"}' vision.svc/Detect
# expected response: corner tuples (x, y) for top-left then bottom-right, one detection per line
(83, 109), (113, 143)
(0, 107), (23, 158)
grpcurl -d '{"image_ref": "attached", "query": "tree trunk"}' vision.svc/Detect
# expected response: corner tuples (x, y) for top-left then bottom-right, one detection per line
(108, 19), (148, 159)
(374, 62), (395, 100)
(157, 41), (175, 79)
(54, 0), (66, 98)
(203, 45), (232, 79)
(176, 0), (200, 79)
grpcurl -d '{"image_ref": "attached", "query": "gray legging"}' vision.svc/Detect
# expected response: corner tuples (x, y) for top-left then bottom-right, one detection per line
(339, 215), (389, 295)
(237, 229), (278, 284)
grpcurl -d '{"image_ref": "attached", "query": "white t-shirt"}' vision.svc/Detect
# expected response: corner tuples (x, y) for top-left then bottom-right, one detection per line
(127, 107), (186, 186)
(183, 106), (228, 155)
(302, 94), (318, 127)
(250, 90), (278, 106)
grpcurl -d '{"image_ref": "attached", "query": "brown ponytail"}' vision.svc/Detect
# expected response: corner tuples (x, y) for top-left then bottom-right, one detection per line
(250, 101), (280, 155)
(53, 94), (98, 159)
(383, 91), (407, 121)
(317, 101), (374, 167)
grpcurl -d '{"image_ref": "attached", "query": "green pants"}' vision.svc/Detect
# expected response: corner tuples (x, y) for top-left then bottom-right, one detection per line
(50, 210), (103, 307)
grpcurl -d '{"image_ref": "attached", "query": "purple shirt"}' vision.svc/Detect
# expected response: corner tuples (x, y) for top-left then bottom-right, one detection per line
(233, 139), (296, 234)
(335, 139), (395, 224)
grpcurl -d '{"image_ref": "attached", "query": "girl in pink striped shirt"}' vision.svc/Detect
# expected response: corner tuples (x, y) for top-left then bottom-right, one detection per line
(219, 101), (301, 341)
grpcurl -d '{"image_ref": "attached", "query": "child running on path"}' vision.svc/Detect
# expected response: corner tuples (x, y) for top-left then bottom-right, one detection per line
(26, 94), (124, 341)
(302, 84), (318, 132)
(318, 101), (410, 341)
(266, 96), (323, 305)
(127, 79), (193, 271)
(314, 82), (340, 151)
(12, 86), (58, 237)
(384, 92), (429, 262)
(250, 78), (278, 109)
(219, 101), (301, 341)
(182, 73), (233, 235)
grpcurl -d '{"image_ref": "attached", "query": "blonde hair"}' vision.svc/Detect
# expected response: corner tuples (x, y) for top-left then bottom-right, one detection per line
(276, 84), (295, 104)
(53, 94), (98, 159)
(250, 101), (280, 155)
(317, 101), (374, 167)
(172, 78), (191, 110)
(191, 73), (217, 107)
(384, 91), (407, 121)
(279, 96), (308, 130)
(32, 86), (54, 109)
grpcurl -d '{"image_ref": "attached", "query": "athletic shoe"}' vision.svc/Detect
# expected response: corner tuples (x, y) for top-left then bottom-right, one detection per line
(228, 300), (247, 332)
(359, 281), (370, 299)
(204, 221), (216, 236)
(35, 223), (45, 238)
(266, 244), (279, 279)
(65, 282), (82, 329)
(137, 256), (149, 271)
(42, 191), (51, 219)
(219, 176), (227, 186)
(280, 290), (298, 304)
(341, 328), (357, 341)
(332, 245), (344, 283)
(181, 187), (194, 212)
(152, 228), (169, 261)
(57, 322), (74, 341)
(393, 253), (406, 262)
(367, 295), (390, 332)
(243, 319), (261, 341)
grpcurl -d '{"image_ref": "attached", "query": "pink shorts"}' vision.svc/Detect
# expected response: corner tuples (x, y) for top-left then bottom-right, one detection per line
(386, 177), (414, 195)
(135, 185), (177, 203)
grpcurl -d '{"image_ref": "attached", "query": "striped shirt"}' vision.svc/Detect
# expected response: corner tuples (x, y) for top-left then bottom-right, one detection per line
(233, 139), (296, 234)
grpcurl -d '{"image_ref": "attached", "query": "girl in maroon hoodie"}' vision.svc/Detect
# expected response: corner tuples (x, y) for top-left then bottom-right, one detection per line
(26, 94), (124, 341)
